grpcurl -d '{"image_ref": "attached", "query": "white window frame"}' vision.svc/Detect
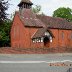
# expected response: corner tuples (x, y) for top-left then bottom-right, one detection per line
(50, 36), (52, 43)
(45, 31), (50, 36)
(41, 37), (43, 42)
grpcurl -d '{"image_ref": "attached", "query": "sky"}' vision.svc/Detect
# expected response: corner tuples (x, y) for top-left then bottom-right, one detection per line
(7, 0), (72, 16)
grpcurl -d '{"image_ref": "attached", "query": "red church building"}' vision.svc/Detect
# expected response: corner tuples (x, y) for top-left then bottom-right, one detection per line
(11, 0), (72, 49)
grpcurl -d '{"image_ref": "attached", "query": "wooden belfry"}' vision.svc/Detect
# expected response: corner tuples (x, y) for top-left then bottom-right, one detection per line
(18, 0), (33, 9)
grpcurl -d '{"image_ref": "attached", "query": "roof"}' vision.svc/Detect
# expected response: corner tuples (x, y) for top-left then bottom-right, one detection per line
(15, 8), (72, 39)
(32, 28), (47, 38)
(18, 0), (33, 6)
(32, 28), (54, 39)
(17, 9), (72, 30)
(21, 0), (32, 3)
(19, 9), (45, 28)
(37, 15), (72, 30)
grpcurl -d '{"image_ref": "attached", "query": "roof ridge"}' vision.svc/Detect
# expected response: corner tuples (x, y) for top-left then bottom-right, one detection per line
(37, 15), (67, 21)
(21, 0), (33, 4)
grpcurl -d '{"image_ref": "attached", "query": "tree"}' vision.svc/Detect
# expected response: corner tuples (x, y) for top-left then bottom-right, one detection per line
(53, 7), (72, 22)
(32, 5), (41, 14)
(0, 0), (11, 47)
(0, 20), (11, 47)
(0, 0), (9, 24)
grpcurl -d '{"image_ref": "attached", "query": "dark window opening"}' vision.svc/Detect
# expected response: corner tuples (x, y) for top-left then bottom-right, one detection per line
(44, 36), (49, 44)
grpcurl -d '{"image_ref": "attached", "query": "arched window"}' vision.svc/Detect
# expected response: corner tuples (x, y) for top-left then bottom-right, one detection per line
(13, 25), (19, 38)
(62, 31), (64, 40)
(14, 27), (16, 38)
(70, 32), (72, 40)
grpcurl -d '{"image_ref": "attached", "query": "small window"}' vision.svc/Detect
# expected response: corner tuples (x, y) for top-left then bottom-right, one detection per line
(50, 36), (52, 43)
(62, 32), (64, 39)
(41, 37), (43, 42)
(70, 32), (72, 39)
(32, 39), (36, 43)
(32, 38), (42, 43)
(16, 25), (19, 36)
(38, 40), (41, 42)
(14, 25), (19, 38)
(36, 38), (41, 43)
(37, 39), (39, 42)
(14, 27), (16, 38)
(33, 40), (35, 43)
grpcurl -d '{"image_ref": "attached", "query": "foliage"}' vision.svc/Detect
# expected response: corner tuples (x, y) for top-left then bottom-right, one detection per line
(0, 20), (12, 47)
(32, 5), (41, 14)
(0, 0), (9, 24)
(53, 7), (72, 22)
(0, 0), (11, 47)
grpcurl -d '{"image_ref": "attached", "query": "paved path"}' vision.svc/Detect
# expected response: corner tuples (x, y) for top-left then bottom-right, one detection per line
(0, 53), (72, 61)
(0, 53), (72, 72)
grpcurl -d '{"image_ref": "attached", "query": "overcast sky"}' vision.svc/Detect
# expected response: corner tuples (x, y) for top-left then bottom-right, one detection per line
(7, 0), (72, 16)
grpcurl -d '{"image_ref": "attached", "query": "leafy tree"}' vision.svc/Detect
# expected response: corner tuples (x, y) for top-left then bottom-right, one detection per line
(32, 5), (41, 14)
(0, 0), (11, 47)
(32, 5), (45, 15)
(0, 0), (9, 24)
(53, 7), (72, 22)
(0, 20), (12, 47)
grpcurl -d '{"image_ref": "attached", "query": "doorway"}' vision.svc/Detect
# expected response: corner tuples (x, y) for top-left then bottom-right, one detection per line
(44, 36), (50, 47)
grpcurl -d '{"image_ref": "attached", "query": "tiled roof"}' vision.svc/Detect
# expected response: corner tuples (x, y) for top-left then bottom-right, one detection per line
(22, 18), (45, 27)
(36, 15), (72, 30)
(32, 28), (46, 38)
(18, 0), (33, 5)
(19, 9), (45, 28)
(21, 0), (32, 3)
(18, 9), (72, 29)
(16, 9), (72, 39)
(32, 28), (54, 39)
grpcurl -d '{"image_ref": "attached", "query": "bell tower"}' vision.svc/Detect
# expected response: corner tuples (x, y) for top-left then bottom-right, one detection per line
(18, 0), (33, 10)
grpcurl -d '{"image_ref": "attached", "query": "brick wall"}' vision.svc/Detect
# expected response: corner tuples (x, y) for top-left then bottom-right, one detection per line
(11, 13), (44, 48)
(46, 29), (72, 48)
(11, 12), (72, 49)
